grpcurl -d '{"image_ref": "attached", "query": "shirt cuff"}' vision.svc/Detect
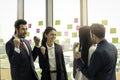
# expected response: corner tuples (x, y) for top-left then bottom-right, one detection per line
(14, 47), (20, 53)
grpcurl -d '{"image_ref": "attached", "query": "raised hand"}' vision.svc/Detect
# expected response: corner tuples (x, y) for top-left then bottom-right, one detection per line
(74, 51), (81, 59)
(40, 46), (46, 55)
(13, 37), (20, 48)
(73, 42), (79, 52)
(34, 36), (40, 46)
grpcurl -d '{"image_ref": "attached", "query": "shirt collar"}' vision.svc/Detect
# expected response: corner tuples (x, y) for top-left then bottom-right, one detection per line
(46, 43), (54, 49)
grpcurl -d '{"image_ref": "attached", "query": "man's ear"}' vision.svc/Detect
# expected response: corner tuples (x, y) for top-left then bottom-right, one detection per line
(93, 34), (99, 41)
(15, 28), (18, 34)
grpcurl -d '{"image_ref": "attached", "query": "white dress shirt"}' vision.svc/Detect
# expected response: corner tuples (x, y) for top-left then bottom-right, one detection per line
(46, 44), (56, 71)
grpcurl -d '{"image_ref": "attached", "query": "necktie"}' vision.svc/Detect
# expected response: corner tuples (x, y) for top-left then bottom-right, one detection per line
(20, 40), (29, 54)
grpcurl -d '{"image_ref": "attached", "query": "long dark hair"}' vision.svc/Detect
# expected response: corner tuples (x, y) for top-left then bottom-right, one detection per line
(79, 26), (93, 66)
(41, 27), (56, 46)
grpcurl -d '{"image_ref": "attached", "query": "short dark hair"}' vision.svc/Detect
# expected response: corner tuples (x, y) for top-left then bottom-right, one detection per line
(90, 23), (105, 39)
(14, 19), (27, 29)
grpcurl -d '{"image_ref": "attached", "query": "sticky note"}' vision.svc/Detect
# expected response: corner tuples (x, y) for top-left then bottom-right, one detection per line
(72, 32), (77, 37)
(67, 24), (73, 29)
(64, 31), (68, 36)
(55, 39), (59, 44)
(36, 28), (40, 33)
(74, 18), (78, 23)
(56, 32), (62, 36)
(38, 21), (43, 26)
(76, 25), (80, 30)
(110, 28), (116, 34)
(26, 32), (30, 37)
(102, 20), (108, 25)
(64, 38), (70, 43)
(28, 24), (32, 28)
(55, 20), (60, 25)
(112, 38), (118, 43)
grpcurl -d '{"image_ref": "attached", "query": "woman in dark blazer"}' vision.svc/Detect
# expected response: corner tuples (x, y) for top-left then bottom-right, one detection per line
(33, 27), (68, 80)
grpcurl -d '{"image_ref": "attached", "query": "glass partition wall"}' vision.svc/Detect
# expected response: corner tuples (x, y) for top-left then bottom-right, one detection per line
(24, 0), (46, 79)
(53, 0), (80, 79)
(1, 0), (120, 80)
(88, 0), (120, 79)
(0, 0), (17, 80)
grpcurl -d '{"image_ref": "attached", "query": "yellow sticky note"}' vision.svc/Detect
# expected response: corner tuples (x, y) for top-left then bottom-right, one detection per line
(55, 39), (59, 44)
(55, 20), (60, 25)
(56, 32), (62, 36)
(67, 24), (73, 29)
(38, 21), (43, 26)
(110, 28), (116, 34)
(26, 32), (30, 37)
(64, 38), (70, 43)
(112, 38), (118, 43)
(72, 32), (77, 38)
(102, 20), (108, 25)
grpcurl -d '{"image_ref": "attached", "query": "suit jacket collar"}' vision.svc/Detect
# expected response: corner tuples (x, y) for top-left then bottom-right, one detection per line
(97, 39), (107, 46)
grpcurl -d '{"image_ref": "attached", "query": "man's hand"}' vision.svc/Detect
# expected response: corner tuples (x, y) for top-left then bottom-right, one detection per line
(13, 37), (20, 48)
(34, 36), (40, 46)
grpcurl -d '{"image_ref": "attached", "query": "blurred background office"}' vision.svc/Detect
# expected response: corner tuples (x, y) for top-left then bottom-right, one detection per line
(0, 0), (120, 80)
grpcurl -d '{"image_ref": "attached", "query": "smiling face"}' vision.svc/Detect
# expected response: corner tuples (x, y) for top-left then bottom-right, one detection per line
(16, 24), (27, 38)
(45, 30), (56, 43)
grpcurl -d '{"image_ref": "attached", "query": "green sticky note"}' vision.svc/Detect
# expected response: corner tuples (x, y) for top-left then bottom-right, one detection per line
(110, 28), (116, 34)
(26, 32), (30, 37)
(56, 32), (62, 36)
(72, 32), (77, 37)
(67, 24), (73, 29)
(55, 39), (59, 44)
(55, 20), (60, 25)
(112, 38), (118, 43)
(102, 20), (108, 25)
(38, 21), (43, 26)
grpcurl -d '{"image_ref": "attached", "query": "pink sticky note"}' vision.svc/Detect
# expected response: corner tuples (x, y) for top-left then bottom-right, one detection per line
(64, 31), (68, 36)
(76, 25), (80, 30)
(28, 24), (32, 28)
(74, 18), (78, 23)
(36, 28), (40, 33)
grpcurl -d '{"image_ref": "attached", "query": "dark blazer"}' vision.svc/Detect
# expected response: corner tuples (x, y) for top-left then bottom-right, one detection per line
(33, 43), (68, 80)
(77, 39), (117, 80)
(73, 58), (79, 78)
(5, 37), (39, 80)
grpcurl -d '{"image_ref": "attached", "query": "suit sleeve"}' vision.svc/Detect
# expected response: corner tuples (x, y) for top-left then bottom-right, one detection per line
(77, 50), (103, 78)
(5, 41), (22, 66)
(32, 46), (40, 61)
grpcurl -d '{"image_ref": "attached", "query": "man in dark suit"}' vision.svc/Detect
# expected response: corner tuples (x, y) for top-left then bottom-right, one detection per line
(74, 23), (117, 80)
(5, 19), (39, 80)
